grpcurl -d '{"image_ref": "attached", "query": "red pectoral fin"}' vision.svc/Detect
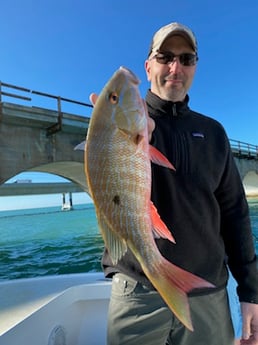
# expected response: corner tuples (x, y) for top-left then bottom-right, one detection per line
(151, 201), (176, 243)
(149, 145), (176, 171)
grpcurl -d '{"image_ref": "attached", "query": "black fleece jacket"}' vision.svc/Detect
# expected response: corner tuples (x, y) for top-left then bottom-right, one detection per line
(102, 90), (258, 303)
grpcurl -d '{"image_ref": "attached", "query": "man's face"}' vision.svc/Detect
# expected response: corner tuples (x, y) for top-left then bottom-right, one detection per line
(145, 35), (197, 102)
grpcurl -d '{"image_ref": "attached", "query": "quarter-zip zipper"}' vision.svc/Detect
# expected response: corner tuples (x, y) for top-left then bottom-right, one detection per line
(172, 104), (177, 116)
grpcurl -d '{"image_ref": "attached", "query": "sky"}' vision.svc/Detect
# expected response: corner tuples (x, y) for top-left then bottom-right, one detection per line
(1, 0), (258, 210)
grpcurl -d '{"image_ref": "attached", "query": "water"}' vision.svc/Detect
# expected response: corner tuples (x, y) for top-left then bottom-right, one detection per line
(0, 204), (104, 280)
(0, 200), (257, 281)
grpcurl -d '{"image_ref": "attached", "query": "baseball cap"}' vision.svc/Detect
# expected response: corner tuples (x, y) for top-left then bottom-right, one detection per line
(148, 22), (198, 58)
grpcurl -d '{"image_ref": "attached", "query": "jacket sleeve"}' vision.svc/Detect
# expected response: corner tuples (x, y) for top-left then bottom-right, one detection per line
(215, 136), (258, 303)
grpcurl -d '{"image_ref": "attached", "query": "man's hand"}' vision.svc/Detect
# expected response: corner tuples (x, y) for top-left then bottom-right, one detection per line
(240, 302), (258, 344)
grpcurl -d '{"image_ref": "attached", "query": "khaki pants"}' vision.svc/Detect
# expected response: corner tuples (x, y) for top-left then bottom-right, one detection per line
(107, 273), (235, 345)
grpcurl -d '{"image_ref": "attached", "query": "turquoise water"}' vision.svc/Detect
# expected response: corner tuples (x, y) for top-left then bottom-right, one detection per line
(0, 200), (257, 281)
(0, 204), (104, 280)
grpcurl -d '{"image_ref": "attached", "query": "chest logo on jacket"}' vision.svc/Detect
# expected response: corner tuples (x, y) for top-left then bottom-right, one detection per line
(191, 132), (205, 139)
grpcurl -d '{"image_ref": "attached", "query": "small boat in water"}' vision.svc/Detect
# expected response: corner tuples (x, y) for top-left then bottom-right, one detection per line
(0, 272), (111, 345)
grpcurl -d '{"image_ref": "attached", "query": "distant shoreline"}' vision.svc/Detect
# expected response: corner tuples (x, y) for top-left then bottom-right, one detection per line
(0, 203), (94, 217)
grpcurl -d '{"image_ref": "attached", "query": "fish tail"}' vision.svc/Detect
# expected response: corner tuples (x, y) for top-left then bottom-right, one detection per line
(143, 258), (215, 331)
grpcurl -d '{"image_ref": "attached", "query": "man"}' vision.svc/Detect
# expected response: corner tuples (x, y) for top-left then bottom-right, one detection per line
(101, 22), (258, 345)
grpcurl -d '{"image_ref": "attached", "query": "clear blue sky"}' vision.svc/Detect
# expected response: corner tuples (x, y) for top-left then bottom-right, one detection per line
(1, 0), (258, 210)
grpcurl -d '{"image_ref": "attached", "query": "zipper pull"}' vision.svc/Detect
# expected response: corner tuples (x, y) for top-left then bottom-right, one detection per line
(172, 104), (177, 116)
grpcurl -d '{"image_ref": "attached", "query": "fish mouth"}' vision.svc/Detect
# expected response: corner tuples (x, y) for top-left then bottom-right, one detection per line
(119, 66), (140, 85)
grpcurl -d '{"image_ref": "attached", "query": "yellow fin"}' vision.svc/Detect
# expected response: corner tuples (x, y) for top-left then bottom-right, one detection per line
(142, 257), (215, 331)
(97, 211), (127, 264)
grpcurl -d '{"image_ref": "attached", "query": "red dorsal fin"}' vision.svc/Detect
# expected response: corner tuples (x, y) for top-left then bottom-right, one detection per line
(149, 145), (176, 171)
(151, 201), (176, 243)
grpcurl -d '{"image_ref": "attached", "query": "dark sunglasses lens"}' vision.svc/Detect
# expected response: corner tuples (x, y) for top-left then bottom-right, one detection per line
(155, 53), (173, 64)
(179, 54), (197, 66)
(155, 53), (197, 66)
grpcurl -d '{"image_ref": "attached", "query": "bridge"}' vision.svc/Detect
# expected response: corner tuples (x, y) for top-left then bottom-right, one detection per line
(230, 140), (258, 197)
(0, 182), (83, 196)
(0, 81), (258, 197)
(0, 81), (92, 196)
(0, 182), (84, 210)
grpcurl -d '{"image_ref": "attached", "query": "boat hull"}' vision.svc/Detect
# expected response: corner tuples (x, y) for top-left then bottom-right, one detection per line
(0, 272), (111, 345)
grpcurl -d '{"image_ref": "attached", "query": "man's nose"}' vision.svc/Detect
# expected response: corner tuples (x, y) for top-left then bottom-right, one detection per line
(168, 57), (182, 71)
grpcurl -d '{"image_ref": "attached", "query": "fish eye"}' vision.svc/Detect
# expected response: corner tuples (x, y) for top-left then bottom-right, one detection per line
(108, 92), (119, 104)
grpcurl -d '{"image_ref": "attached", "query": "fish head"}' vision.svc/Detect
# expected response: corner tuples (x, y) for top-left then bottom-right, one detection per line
(92, 66), (147, 140)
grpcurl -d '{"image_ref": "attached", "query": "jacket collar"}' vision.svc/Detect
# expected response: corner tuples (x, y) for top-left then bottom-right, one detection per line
(145, 89), (190, 117)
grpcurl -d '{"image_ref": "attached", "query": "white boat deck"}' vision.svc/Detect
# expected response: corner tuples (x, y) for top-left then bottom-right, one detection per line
(0, 272), (111, 345)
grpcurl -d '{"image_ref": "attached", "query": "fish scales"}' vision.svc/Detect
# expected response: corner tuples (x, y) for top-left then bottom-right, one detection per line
(88, 132), (150, 241)
(84, 66), (215, 331)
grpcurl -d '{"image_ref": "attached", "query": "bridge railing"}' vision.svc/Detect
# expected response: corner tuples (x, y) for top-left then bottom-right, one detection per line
(0, 80), (93, 135)
(230, 139), (258, 160)
(0, 81), (93, 110)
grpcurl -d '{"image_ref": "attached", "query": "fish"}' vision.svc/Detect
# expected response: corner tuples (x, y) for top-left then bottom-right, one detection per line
(84, 66), (214, 331)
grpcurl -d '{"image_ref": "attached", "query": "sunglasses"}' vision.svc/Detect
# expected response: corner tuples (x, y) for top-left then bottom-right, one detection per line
(152, 51), (198, 66)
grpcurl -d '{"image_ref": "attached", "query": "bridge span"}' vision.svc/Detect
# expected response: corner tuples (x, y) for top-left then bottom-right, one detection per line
(0, 182), (83, 196)
(0, 81), (258, 197)
(0, 81), (92, 195)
